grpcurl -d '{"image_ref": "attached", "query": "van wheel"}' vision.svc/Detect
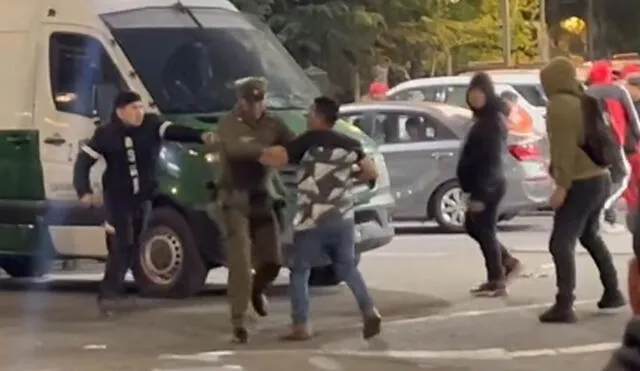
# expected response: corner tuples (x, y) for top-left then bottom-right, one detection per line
(308, 254), (361, 287)
(430, 180), (466, 232)
(133, 207), (207, 298)
(0, 256), (47, 278)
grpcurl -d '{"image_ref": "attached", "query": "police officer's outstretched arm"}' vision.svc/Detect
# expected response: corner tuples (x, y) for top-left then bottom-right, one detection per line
(146, 113), (216, 145)
(218, 114), (264, 160)
(73, 127), (105, 206)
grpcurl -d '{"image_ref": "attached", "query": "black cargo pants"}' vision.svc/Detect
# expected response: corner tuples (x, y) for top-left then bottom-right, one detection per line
(464, 182), (509, 282)
(100, 200), (152, 300)
(549, 174), (619, 304)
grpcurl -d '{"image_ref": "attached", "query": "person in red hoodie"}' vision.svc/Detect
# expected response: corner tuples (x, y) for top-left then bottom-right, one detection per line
(586, 61), (640, 231)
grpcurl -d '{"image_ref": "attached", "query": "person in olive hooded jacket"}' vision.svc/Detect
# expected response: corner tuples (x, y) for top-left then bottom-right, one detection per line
(538, 57), (625, 323)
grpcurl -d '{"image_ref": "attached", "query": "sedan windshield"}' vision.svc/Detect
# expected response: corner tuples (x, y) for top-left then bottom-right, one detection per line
(102, 7), (319, 114)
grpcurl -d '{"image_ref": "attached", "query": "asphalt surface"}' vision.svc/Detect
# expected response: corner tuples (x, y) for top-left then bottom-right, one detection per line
(0, 215), (635, 370)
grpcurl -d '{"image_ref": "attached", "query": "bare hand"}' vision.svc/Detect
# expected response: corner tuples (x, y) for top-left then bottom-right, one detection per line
(259, 146), (288, 167)
(79, 193), (102, 207)
(549, 187), (567, 210)
(79, 194), (93, 207)
(92, 193), (103, 207)
(468, 200), (485, 212)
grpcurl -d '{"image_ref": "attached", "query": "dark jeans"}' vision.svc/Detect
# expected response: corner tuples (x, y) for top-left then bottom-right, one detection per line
(100, 201), (151, 299)
(288, 219), (374, 324)
(465, 183), (509, 282)
(549, 174), (618, 304)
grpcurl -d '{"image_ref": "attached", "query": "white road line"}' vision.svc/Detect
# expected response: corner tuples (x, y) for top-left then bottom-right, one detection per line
(159, 341), (621, 362)
(366, 252), (448, 258)
(386, 299), (602, 325)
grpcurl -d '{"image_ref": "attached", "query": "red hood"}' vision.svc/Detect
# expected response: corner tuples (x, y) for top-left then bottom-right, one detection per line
(588, 60), (614, 84)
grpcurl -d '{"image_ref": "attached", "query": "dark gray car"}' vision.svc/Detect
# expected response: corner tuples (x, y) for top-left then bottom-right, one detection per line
(339, 101), (552, 231)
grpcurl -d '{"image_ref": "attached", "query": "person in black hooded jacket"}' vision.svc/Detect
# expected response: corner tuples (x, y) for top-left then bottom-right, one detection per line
(456, 72), (522, 297)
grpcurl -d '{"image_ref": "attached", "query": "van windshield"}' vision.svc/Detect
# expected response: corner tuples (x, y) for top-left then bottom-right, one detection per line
(102, 7), (319, 114)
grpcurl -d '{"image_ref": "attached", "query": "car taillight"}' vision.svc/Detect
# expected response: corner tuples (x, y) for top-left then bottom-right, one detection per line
(508, 143), (541, 161)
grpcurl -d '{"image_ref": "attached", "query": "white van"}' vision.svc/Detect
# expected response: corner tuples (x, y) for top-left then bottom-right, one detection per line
(0, 0), (395, 297)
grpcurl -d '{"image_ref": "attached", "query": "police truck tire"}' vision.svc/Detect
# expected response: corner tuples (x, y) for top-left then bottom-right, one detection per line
(133, 207), (207, 298)
(0, 256), (47, 278)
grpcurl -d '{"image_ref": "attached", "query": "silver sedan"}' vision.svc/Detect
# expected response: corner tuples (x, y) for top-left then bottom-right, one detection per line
(339, 101), (552, 231)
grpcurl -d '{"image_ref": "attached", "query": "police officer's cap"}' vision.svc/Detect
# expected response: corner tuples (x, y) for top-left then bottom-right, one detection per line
(234, 76), (267, 102)
(114, 91), (142, 109)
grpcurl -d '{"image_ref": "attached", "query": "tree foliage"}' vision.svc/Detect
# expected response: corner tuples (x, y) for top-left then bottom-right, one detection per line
(231, 0), (543, 100)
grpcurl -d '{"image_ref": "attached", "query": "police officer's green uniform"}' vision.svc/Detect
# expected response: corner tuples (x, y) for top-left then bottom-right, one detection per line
(216, 77), (295, 342)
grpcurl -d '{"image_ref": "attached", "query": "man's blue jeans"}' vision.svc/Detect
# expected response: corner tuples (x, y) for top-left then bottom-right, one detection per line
(288, 219), (374, 325)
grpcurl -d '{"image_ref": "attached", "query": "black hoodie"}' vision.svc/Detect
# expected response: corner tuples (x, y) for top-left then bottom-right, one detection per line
(603, 317), (640, 370)
(456, 72), (508, 201)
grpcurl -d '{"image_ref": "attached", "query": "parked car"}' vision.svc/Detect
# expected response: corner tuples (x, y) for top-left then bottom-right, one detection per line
(339, 101), (552, 231)
(386, 74), (547, 135)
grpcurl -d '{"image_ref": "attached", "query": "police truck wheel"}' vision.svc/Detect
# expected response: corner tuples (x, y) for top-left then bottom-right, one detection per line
(0, 256), (47, 278)
(133, 207), (206, 298)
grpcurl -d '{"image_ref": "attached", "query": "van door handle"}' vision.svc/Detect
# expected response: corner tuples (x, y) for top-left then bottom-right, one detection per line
(431, 151), (454, 158)
(44, 136), (66, 146)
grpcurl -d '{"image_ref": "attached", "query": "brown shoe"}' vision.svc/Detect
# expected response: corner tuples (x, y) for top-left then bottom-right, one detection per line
(470, 281), (507, 297)
(232, 326), (249, 344)
(363, 308), (382, 340)
(279, 324), (313, 341)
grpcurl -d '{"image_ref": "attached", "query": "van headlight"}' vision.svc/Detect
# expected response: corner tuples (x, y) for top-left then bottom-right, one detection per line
(204, 152), (219, 163)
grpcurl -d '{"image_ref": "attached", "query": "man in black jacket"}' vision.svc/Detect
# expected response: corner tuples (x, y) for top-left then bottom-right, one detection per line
(73, 91), (216, 316)
(456, 72), (522, 297)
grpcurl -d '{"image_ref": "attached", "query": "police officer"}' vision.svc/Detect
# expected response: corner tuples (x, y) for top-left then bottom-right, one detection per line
(73, 91), (216, 317)
(217, 77), (295, 343)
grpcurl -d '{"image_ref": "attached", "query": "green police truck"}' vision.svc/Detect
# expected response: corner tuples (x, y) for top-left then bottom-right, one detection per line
(0, 0), (395, 297)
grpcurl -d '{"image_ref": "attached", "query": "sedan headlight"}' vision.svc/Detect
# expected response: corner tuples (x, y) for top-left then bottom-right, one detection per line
(373, 153), (390, 189)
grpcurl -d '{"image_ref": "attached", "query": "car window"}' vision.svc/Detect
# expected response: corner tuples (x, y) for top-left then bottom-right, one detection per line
(340, 113), (369, 133)
(442, 85), (469, 108)
(512, 84), (547, 107)
(49, 32), (128, 117)
(388, 86), (440, 102)
(374, 111), (456, 144)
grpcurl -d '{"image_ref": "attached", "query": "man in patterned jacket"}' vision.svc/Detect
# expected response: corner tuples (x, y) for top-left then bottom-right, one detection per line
(259, 96), (382, 341)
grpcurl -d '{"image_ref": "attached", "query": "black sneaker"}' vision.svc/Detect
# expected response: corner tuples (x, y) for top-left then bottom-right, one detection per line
(97, 297), (116, 318)
(539, 304), (578, 323)
(251, 289), (269, 317)
(598, 290), (626, 309)
(470, 282), (506, 297)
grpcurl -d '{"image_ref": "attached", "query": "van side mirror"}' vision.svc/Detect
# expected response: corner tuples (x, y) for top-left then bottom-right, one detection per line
(92, 84), (119, 126)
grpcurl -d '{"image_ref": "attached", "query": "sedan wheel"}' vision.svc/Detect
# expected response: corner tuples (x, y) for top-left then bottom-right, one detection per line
(431, 182), (466, 232)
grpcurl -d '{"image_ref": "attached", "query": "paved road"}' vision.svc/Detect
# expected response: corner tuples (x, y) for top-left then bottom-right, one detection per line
(0, 215), (634, 370)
